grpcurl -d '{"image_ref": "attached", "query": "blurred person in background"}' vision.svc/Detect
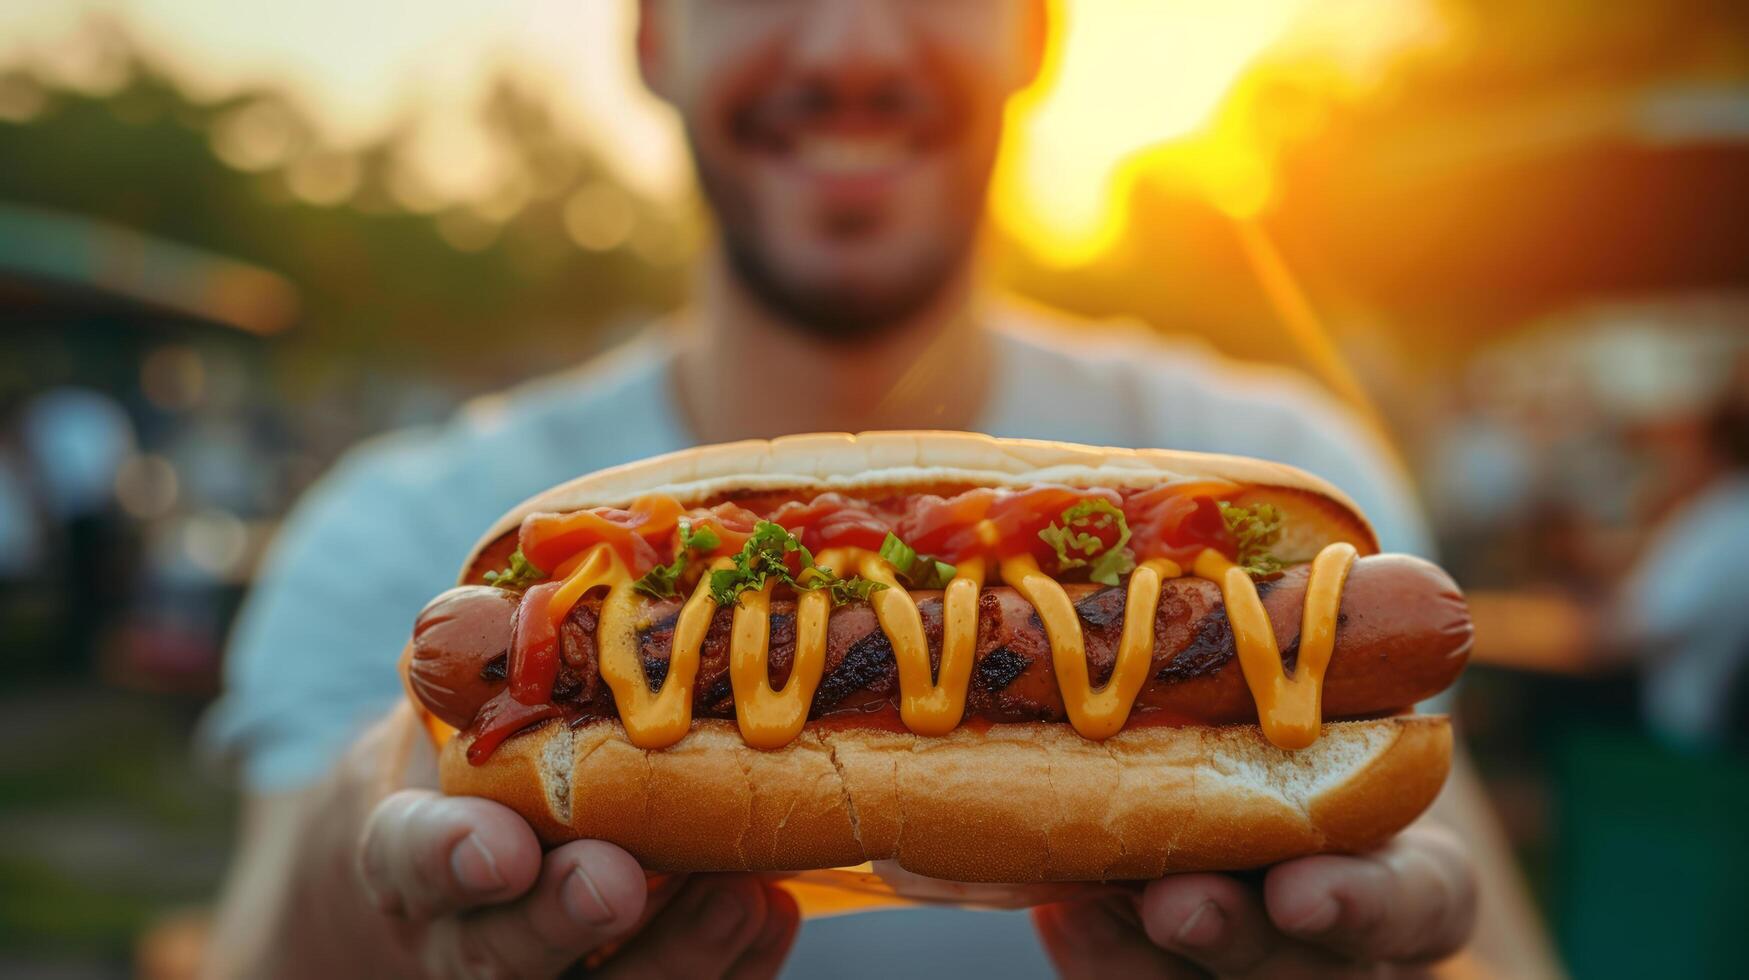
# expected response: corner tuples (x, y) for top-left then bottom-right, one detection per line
(1509, 347), (1749, 979)
(204, 2), (1553, 977)
(1613, 352), (1749, 750)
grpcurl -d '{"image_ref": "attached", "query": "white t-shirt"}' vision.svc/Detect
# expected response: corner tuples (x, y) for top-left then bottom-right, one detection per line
(205, 302), (1429, 977)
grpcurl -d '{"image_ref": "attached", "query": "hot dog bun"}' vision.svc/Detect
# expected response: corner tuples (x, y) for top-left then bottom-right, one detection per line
(420, 431), (1453, 881)
(439, 716), (1450, 882)
(462, 430), (1379, 577)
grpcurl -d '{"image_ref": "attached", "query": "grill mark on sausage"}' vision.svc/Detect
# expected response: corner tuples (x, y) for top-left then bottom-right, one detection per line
(552, 666), (584, 701)
(700, 674), (733, 708)
(975, 647), (1029, 691)
(1074, 588), (1125, 629)
(814, 629), (898, 710)
(481, 654), (507, 683)
(1076, 588), (1123, 688)
(1275, 611), (1349, 674)
(1156, 607), (1233, 682)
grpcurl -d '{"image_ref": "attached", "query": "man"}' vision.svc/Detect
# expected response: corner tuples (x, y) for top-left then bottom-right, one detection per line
(1616, 357), (1749, 750)
(204, 2), (1509, 976)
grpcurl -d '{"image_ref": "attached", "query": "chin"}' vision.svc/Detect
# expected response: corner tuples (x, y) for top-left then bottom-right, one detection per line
(728, 232), (966, 340)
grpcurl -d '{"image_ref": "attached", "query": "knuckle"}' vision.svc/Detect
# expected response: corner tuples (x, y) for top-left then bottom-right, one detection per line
(362, 792), (427, 869)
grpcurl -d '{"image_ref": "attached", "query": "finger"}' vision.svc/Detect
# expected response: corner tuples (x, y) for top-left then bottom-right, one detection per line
(1032, 895), (1203, 980)
(724, 884), (801, 980)
(1265, 826), (1477, 965)
(357, 790), (543, 920)
(618, 872), (691, 941)
(595, 873), (772, 980)
(440, 839), (649, 978)
(1138, 873), (1288, 977)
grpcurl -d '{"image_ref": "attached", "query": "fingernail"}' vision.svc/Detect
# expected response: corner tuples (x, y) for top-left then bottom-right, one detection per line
(698, 886), (748, 941)
(1285, 897), (1340, 934)
(564, 866), (619, 926)
(1174, 900), (1225, 949)
(449, 835), (504, 893)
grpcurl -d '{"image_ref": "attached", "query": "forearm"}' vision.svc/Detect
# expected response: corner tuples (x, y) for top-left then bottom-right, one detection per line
(203, 720), (416, 978)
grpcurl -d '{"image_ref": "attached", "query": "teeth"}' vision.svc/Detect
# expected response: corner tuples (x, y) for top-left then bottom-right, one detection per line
(794, 136), (905, 174)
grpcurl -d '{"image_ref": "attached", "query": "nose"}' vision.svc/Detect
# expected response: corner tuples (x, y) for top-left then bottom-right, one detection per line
(790, 0), (914, 91)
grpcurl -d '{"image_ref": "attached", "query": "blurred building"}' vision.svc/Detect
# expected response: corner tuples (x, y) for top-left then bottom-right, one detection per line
(1, 202), (298, 691)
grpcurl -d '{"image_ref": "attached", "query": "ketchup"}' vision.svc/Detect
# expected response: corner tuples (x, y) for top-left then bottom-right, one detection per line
(466, 690), (562, 764)
(509, 580), (563, 705)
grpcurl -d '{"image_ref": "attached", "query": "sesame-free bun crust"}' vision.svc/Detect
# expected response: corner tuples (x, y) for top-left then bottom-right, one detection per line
(439, 716), (1450, 881)
(461, 431), (1377, 581)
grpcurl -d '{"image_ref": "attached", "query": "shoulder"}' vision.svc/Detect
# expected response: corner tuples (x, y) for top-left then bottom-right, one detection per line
(326, 331), (679, 524)
(275, 328), (679, 590)
(985, 298), (1432, 555)
(206, 333), (682, 788)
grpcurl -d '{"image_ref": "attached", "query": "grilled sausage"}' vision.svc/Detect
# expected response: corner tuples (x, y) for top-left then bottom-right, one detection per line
(408, 554), (1470, 731)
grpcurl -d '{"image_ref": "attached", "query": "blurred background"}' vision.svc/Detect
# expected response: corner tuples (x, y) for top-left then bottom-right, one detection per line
(1, 1), (1746, 976)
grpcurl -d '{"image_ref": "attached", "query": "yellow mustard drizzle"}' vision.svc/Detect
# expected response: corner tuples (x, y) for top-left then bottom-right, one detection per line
(538, 529), (1358, 753)
(1000, 554), (1182, 740)
(1087, 558), (1182, 738)
(545, 543), (622, 626)
(595, 550), (723, 748)
(928, 557), (986, 735)
(1192, 542), (1357, 749)
(856, 551), (988, 736)
(728, 549), (841, 749)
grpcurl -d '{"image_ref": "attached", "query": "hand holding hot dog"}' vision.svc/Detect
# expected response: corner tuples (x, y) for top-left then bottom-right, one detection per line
(204, 703), (799, 979)
(1034, 822), (1477, 978)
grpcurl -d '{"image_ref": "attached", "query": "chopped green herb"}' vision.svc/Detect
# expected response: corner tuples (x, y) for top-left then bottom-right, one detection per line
(1219, 501), (1285, 577)
(632, 520), (722, 599)
(686, 523), (722, 555)
(825, 574), (887, 605)
(877, 532), (957, 589)
(1038, 499), (1136, 586)
(482, 549), (545, 591)
(798, 562), (889, 606)
(709, 521), (884, 607)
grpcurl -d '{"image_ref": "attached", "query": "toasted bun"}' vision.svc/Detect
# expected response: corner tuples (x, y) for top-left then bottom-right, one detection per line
(460, 431), (1377, 583)
(439, 716), (1450, 881)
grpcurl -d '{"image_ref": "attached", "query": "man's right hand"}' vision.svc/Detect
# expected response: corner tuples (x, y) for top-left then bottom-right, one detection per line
(359, 790), (796, 978)
(208, 705), (799, 979)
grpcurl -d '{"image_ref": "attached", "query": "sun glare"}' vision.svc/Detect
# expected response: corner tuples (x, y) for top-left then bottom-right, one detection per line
(992, 0), (1437, 267)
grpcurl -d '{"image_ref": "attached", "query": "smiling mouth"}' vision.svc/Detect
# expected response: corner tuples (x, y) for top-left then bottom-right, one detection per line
(733, 83), (948, 181)
(790, 134), (913, 176)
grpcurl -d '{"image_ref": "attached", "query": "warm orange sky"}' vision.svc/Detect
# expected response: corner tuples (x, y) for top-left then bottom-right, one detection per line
(0, 0), (1438, 262)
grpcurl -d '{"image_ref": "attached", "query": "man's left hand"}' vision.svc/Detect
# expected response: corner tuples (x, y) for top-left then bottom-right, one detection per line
(1032, 825), (1477, 978)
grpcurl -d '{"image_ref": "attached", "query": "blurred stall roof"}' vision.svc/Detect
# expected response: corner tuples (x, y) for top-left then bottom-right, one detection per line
(0, 202), (299, 335)
(1469, 292), (1749, 423)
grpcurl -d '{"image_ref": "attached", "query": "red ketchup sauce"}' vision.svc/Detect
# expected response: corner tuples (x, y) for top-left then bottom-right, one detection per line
(460, 484), (1250, 760)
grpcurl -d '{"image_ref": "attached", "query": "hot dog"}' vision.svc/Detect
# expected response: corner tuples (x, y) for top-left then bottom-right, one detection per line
(410, 554), (1470, 733)
(404, 432), (1471, 882)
